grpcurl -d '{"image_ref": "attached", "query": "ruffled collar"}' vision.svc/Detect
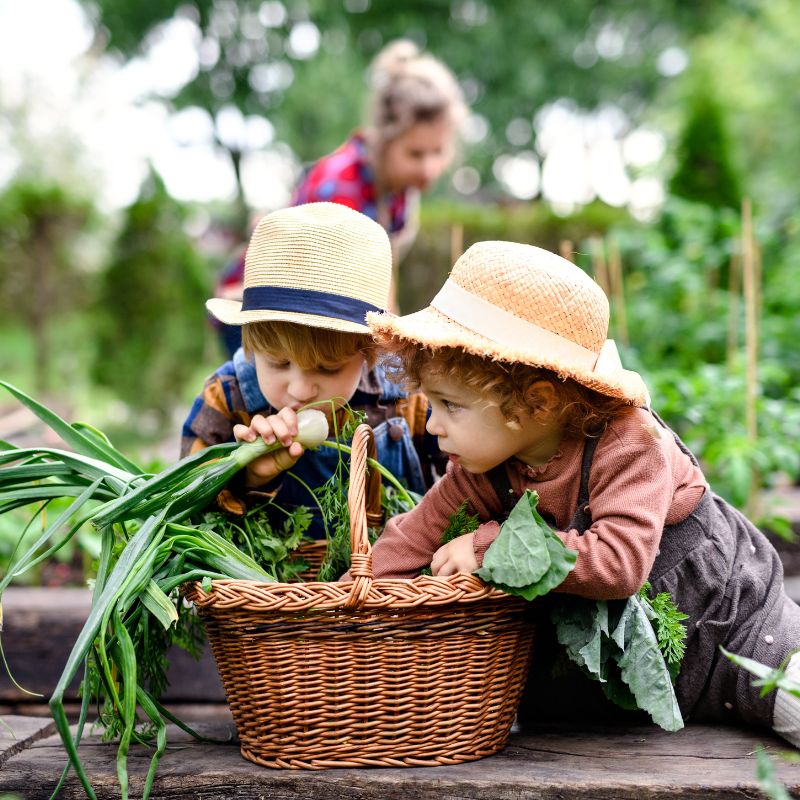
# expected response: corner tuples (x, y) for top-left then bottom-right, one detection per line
(509, 447), (565, 479)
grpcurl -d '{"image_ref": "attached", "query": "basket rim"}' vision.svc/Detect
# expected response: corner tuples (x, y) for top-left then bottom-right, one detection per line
(182, 573), (520, 611)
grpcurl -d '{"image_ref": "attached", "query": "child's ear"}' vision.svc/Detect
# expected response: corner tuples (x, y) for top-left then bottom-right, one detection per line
(524, 380), (558, 418)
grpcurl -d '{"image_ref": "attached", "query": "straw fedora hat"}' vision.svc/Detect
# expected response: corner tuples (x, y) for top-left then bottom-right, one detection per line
(207, 202), (392, 334)
(367, 241), (649, 406)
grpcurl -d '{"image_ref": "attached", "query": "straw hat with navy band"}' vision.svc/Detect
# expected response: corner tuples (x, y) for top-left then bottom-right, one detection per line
(367, 240), (650, 407)
(206, 202), (391, 334)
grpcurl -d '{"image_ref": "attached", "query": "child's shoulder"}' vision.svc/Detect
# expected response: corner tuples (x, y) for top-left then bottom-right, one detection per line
(602, 406), (688, 460)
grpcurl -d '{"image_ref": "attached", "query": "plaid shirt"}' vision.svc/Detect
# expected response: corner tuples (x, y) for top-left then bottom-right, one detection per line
(291, 133), (408, 233)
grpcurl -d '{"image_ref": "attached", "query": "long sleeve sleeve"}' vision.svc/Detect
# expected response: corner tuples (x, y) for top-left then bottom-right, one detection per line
(370, 462), (504, 579)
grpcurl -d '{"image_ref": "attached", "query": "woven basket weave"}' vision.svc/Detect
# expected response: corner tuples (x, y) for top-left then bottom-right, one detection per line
(185, 424), (535, 769)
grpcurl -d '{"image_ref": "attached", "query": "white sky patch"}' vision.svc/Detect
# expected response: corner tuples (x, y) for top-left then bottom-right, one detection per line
(169, 106), (217, 146)
(623, 127), (666, 168)
(287, 21), (321, 60)
(152, 140), (239, 203)
(461, 113), (489, 144)
(657, 46), (689, 77)
(136, 16), (201, 98)
(629, 176), (665, 222)
(493, 152), (540, 200)
(589, 139), (630, 207)
(241, 145), (300, 210)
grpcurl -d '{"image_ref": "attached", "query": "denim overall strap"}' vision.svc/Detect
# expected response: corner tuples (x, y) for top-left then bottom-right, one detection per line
(232, 347), (269, 414)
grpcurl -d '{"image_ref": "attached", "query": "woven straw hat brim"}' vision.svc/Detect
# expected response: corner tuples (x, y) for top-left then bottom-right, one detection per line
(367, 306), (649, 406)
(206, 298), (371, 334)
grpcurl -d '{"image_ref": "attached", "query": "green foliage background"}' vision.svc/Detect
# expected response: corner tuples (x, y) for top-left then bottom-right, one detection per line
(1, 0), (800, 527)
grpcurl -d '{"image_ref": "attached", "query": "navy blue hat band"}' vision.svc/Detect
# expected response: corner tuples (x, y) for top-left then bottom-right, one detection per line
(241, 286), (382, 325)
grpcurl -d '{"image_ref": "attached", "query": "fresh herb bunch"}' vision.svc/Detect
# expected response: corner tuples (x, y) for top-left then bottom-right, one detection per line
(420, 501), (481, 575)
(194, 502), (314, 583)
(638, 581), (689, 677)
(441, 501), (480, 545)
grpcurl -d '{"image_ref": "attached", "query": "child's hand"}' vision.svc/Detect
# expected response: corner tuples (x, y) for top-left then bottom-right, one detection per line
(233, 407), (305, 488)
(430, 533), (478, 576)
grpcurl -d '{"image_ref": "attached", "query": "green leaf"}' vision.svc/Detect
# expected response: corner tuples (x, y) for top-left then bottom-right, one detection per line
(755, 748), (794, 800)
(491, 528), (577, 601)
(140, 581), (178, 630)
(0, 380), (143, 475)
(475, 490), (552, 588)
(722, 648), (800, 698)
(616, 596), (684, 731)
(552, 597), (609, 679)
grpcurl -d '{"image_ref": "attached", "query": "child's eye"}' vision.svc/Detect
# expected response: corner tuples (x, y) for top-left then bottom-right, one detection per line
(316, 365), (343, 376)
(268, 361), (290, 370)
(443, 400), (461, 412)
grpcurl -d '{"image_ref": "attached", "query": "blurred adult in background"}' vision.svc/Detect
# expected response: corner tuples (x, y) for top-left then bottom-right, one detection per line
(214, 39), (467, 359)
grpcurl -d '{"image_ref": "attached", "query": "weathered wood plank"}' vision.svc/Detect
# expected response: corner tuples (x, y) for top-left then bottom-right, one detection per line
(1, 719), (798, 799)
(0, 715), (56, 767)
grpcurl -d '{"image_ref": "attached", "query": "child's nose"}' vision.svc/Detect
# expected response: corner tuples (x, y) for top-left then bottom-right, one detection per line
(426, 412), (444, 437)
(288, 371), (317, 402)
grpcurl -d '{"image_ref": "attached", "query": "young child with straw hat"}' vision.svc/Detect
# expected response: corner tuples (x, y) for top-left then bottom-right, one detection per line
(182, 202), (442, 538)
(361, 239), (800, 745)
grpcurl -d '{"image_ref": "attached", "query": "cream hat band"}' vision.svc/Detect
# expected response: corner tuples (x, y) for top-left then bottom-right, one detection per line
(430, 279), (624, 375)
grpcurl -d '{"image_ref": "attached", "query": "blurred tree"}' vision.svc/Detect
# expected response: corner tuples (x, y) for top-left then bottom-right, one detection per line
(76, 0), (760, 222)
(686, 0), (800, 221)
(668, 81), (742, 209)
(0, 180), (94, 393)
(91, 172), (212, 422)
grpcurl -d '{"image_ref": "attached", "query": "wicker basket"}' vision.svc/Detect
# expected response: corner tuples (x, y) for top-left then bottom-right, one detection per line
(184, 424), (535, 769)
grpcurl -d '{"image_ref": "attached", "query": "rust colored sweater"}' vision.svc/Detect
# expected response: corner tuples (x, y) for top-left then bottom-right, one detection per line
(368, 407), (708, 600)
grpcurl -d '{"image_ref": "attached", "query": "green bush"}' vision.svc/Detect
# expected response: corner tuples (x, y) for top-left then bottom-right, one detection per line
(91, 174), (213, 423)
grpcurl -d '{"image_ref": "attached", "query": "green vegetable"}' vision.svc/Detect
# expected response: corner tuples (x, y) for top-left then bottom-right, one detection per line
(551, 594), (685, 731)
(475, 490), (577, 600)
(441, 501), (480, 545)
(466, 488), (684, 731)
(638, 582), (688, 679)
(722, 648), (800, 699)
(0, 383), (334, 799)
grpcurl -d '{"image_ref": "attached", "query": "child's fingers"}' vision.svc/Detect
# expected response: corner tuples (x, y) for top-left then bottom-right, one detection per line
(245, 445), (304, 486)
(233, 423), (257, 443)
(275, 406), (299, 434)
(430, 545), (447, 575)
(272, 443), (304, 471)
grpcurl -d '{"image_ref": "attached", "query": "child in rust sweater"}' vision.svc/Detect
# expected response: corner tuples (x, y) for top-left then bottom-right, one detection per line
(362, 240), (800, 745)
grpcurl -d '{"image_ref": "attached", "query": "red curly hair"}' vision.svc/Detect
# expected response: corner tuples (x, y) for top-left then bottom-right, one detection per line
(378, 337), (630, 439)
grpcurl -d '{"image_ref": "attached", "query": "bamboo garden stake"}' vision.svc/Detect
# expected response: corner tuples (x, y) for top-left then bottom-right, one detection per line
(741, 198), (760, 520)
(589, 235), (609, 296)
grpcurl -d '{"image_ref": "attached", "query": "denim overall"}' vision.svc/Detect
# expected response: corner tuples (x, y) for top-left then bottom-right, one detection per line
(493, 411), (800, 730)
(233, 349), (426, 539)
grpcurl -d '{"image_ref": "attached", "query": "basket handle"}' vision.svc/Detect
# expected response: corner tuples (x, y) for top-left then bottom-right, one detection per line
(344, 423), (381, 608)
